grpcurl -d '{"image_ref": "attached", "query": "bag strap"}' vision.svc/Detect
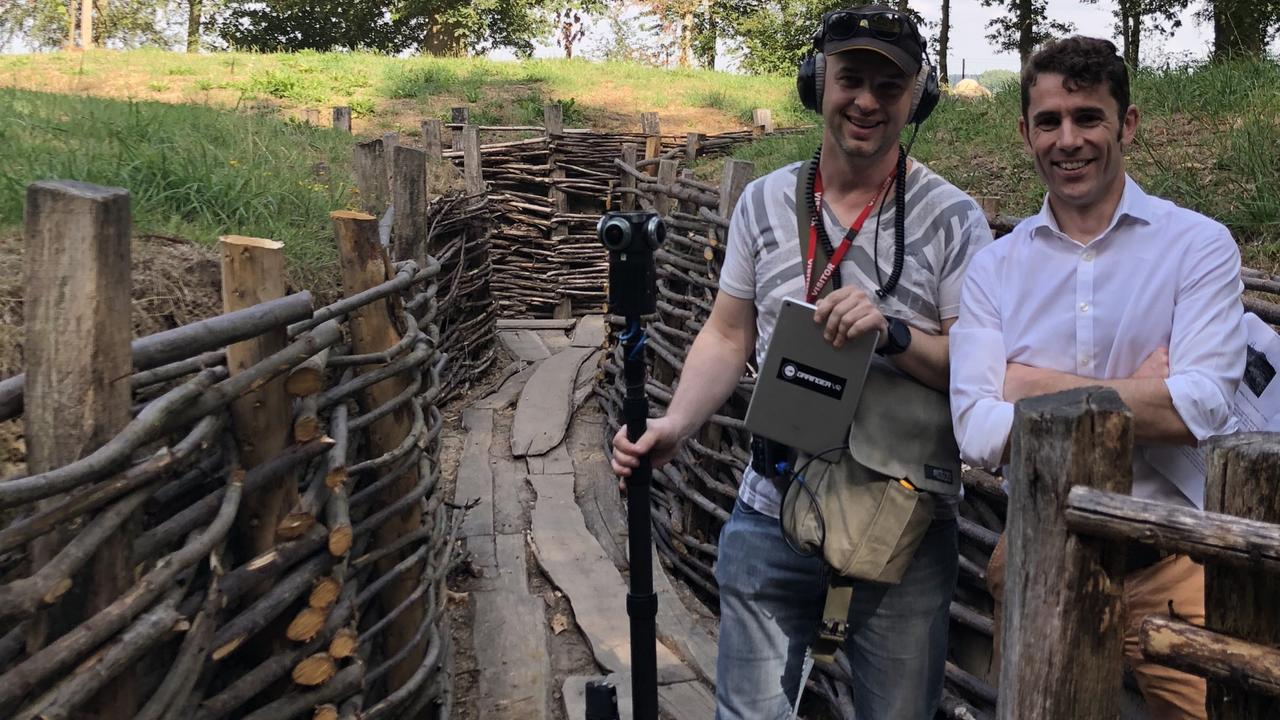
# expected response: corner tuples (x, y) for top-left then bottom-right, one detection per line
(794, 160), (836, 302)
(794, 160), (856, 668)
(811, 579), (854, 664)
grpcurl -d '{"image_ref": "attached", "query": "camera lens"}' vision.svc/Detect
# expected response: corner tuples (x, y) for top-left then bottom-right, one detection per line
(644, 216), (666, 249)
(598, 216), (631, 251)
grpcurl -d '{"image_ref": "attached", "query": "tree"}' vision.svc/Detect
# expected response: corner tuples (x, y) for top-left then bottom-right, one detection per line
(979, 0), (1074, 64)
(1207, 0), (1280, 60)
(937, 0), (949, 85)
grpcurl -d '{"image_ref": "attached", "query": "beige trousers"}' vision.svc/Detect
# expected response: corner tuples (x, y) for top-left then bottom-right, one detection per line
(986, 534), (1208, 720)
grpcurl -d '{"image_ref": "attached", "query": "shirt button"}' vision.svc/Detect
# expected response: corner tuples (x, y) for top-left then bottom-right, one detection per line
(1079, 302), (1090, 312)
(1082, 250), (1095, 262)
(1080, 356), (1091, 365)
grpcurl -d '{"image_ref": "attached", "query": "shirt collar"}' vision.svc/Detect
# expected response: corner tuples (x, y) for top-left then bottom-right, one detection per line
(1028, 175), (1155, 241)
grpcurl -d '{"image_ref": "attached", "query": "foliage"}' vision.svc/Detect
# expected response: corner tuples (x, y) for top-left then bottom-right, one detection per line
(0, 88), (355, 286)
(214, 0), (554, 55)
(978, 0), (1075, 63)
(976, 69), (1017, 89)
(0, 0), (177, 50)
(726, 57), (1280, 270)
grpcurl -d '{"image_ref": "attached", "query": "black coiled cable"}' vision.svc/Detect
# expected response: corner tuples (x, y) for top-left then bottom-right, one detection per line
(804, 144), (906, 299)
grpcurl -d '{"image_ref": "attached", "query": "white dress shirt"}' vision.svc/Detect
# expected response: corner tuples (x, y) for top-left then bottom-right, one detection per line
(950, 176), (1245, 509)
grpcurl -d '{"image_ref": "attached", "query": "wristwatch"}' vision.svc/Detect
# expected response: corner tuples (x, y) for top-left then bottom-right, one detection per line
(877, 318), (912, 356)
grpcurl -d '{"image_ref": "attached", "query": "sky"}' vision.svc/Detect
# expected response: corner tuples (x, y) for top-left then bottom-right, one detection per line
(498, 1), (1236, 74)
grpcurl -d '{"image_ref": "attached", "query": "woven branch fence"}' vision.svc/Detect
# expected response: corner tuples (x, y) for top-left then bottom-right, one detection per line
(0, 179), (489, 720)
(593, 154), (1280, 719)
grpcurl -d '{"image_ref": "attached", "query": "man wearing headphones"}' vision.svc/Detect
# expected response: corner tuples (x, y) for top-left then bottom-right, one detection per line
(612, 6), (992, 718)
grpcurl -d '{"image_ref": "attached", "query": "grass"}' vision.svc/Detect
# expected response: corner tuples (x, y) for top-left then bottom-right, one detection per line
(719, 59), (1280, 270)
(0, 88), (357, 290)
(0, 50), (801, 135)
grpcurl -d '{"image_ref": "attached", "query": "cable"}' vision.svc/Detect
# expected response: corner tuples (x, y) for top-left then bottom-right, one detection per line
(777, 444), (849, 558)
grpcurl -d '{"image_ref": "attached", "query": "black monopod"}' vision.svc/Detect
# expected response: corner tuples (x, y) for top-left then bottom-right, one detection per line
(584, 210), (666, 720)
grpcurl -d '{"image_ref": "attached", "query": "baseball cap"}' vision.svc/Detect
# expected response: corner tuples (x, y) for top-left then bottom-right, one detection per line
(821, 5), (924, 77)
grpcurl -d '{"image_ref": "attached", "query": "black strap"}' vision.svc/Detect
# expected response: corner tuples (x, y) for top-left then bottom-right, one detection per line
(794, 160), (835, 302)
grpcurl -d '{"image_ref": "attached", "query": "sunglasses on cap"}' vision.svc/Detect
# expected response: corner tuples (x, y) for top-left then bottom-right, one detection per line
(820, 8), (918, 44)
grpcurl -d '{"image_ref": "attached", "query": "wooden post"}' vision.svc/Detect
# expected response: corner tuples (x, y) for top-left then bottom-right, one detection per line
(620, 144), (639, 212)
(381, 132), (399, 201)
(999, 387), (1132, 720)
(718, 159), (754, 234)
(976, 195), (1001, 218)
(330, 211), (425, 692)
(219, 236), (298, 564)
(654, 159), (678, 219)
(684, 132), (701, 165)
(451, 107), (470, 151)
(390, 145), (428, 266)
(462, 125), (484, 199)
(421, 119), (443, 161)
(303, 108), (320, 125)
(752, 108), (774, 134)
(641, 112), (661, 162)
(545, 104), (572, 318)
(352, 138), (389, 215)
(1204, 433), (1280, 720)
(332, 107), (352, 133)
(24, 180), (134, 718)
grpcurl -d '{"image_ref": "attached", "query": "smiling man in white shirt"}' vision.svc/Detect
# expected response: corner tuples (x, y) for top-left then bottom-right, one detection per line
(949, 37), (1244, 720)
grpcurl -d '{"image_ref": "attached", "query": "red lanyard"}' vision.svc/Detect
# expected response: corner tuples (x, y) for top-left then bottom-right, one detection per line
(805, 168), (896, 303)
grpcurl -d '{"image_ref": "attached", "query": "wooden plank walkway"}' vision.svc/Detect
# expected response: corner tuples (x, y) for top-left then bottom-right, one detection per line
(449, 315), (718, 720)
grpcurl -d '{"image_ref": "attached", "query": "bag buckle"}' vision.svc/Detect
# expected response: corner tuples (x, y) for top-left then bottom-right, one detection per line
(818, 617), (848, 646)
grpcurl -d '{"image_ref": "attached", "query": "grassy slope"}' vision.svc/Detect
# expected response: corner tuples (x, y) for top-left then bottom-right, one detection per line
(730, 61), (1280, 270)
(2, 51), (1276, 280)
(0, 49), (807, 135)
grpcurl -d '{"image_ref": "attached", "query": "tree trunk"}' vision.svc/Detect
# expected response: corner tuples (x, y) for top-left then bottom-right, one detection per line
(186, 0), (201, 53)
(79, 0), (91, 49)
(66, 0), (75, 49)
(679, 9), (694, 68)
(1213, 0), (1271, 60)
(422, 16), (463, 56)
(938, 0), (950, 84)
(1017, 0), (1034, 65)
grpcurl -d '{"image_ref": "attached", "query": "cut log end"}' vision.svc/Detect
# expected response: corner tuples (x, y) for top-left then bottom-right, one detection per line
(212, 636), (245, 661)
(329, 627), (359, 659)
(292, 653), (337, 686)
(328, 525), (353, 557)
(287, 606), (329, 642)
(314, 704), (339, 720)
(43, 577), (74, 605)
(325, 468), (348, 490)
(294, 415), (322, 443)
(330, 210), (376, 221)
(309, 576), (342, 609)
(219, 234), (284, 251)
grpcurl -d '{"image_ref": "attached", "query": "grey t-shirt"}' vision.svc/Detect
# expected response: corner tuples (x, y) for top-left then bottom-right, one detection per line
(718, 159), (993, 518)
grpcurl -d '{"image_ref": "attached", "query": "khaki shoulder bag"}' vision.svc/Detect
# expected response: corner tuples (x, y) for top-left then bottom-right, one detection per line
(780, 160), (962, 663)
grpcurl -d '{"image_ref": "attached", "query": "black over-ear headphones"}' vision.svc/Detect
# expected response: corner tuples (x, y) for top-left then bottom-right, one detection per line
(796, 21), (940, 125)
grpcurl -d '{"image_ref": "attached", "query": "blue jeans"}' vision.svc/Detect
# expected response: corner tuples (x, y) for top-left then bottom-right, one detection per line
(714, 499), (958, 720)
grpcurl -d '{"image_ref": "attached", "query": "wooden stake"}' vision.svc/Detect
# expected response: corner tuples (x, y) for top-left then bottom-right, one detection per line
(390, 145), (428, 265)
(303, 108), (320, 125)
(1204, 433), (1280, 720)
(450, 107), (469, 150)
(752, 107), (774, 134)
(462, 125), (484, 198)
(684, 132), (701, 165)
(330, 210), (425, 690)
(620, 144), (639, 212)
(655, 159), (678, 219)
(421, 119), (443, 161)
(999, 387), (1131, 720)
(352, 139), (389, 215)
(219, 235), (299, 563)
(332, 107), (352, 133)
(23, 180), (135, 718)
(641, 112), (661, 161)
